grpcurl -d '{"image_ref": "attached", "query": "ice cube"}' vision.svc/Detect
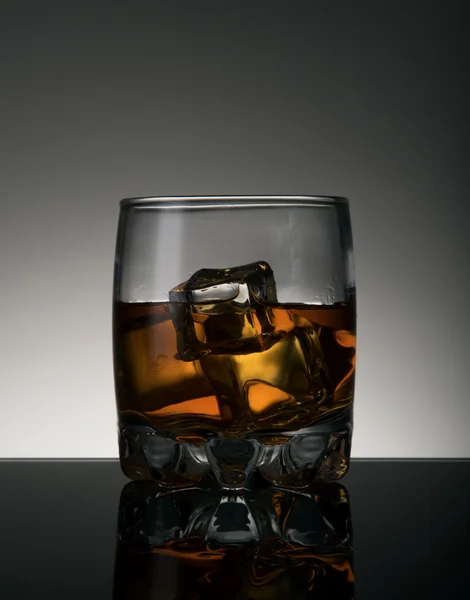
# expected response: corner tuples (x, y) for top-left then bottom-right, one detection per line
(170, 261), (278, 305)
(200, 326), (332, 429)
(168, 261), (293, 361)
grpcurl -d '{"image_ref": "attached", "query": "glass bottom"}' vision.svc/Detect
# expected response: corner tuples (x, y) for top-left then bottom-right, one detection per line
(118, 407), (352, 489)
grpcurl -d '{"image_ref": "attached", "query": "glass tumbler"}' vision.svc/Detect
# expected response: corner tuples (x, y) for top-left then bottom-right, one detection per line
(112, 196), (356, 489)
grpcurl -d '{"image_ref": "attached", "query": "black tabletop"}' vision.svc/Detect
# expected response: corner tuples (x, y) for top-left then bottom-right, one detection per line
(0, 460), (468, 599)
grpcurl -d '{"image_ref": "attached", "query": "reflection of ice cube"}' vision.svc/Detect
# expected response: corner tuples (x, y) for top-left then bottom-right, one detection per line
(169, 261), (286, 361)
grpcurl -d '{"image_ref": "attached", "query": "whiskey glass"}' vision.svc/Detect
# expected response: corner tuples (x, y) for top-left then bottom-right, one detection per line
(112, 196), (356, 489)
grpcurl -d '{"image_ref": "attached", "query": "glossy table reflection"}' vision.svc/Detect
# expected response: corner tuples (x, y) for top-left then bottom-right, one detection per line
(0, 460), (468, 599)
(115, 477), (353, 599)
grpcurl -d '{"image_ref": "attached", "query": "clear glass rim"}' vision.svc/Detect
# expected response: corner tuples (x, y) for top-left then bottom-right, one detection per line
(119, 195), (349, 209)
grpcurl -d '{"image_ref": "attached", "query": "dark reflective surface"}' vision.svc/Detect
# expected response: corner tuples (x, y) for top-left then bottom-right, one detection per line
(114, 477), (354, 599)
(0, 460), (469, 599)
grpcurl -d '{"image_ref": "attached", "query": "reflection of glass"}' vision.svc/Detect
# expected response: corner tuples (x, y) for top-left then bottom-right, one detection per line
(112, 476), (355, 599)
(113, 196), (356, 489)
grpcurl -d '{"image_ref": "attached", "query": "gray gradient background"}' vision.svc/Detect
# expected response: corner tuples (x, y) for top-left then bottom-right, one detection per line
(1, 1), (468, 457)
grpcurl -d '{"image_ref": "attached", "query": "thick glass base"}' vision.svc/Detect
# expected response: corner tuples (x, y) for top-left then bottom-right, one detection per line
(118, 407), (352, 489)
